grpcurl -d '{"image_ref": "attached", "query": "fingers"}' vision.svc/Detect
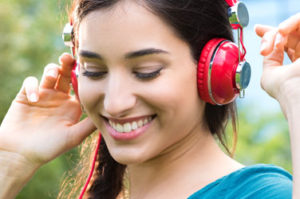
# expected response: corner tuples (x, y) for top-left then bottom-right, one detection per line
(255, 24), (274, 37)
(261, 31), (286, 67)
(15, 53), (75, 103)
(40, 64), (59, 89)
(17, 76), (39, 103)
(274, 33), (288, 51)
(295, 42), (300, 60)
(278, 13), (300, 36)
(257, 13), (300, 62)
(255, 24), (287, 55)
(263, 46), (284, 69)
(260, 29), (277, 56)
(67, 117), (97, 148)
(278, 13), (300, 61)
(287, 48), (295, 61)
(40, 53), (75, 93)
(25, 77), (39, 102)
(56, 53), (75, 93)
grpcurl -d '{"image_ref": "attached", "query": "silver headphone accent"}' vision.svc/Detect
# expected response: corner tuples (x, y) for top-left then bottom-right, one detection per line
(228, 2), (249, 28)
(62, 23), (74, 48)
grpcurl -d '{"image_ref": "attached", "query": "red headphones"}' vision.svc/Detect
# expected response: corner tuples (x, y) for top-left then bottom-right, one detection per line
(198, 0), (251, 105)
(62, 1), (250, 197)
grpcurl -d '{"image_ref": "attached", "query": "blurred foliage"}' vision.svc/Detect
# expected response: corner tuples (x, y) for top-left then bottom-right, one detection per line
(226, 104), (292, 172)
(0, 0), (69, 122)
(0, 0), (77, 198)
(0, 0), (292, 199)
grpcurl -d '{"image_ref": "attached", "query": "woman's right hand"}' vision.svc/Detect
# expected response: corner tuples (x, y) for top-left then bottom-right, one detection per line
(0, 53), (96, 169)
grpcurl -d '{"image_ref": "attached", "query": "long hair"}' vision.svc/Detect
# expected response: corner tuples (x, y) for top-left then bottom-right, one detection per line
(58, 0), (238, 198)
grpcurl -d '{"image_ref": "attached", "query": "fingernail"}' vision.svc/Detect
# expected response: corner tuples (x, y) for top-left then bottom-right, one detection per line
(253, 24), (260, 32)
(59, 56), (63, 65)
(59, 53), (70, 64)
(29, 93), (38, 102)
(58, 54), (66, 64)
(48, 69), (58, 78)
(275, 33), (283, 48)
(260, 42), (267, 53)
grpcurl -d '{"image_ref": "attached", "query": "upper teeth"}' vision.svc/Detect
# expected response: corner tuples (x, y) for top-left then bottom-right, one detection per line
(109, 116), (153, 133)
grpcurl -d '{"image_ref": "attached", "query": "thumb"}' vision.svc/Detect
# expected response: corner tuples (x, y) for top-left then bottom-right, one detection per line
(67, 117), (97, 148)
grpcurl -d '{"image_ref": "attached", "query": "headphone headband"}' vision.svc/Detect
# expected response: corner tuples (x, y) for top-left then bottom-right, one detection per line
(62, 0), (249, 49)
(224, 0), (237, 7)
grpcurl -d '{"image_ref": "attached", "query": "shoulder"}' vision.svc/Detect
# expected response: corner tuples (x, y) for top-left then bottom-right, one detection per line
(225, 164), (292, 198)
(188, 164), (292, 199)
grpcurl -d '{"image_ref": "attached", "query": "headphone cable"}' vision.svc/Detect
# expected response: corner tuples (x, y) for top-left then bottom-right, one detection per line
(79, 132), (102, 199)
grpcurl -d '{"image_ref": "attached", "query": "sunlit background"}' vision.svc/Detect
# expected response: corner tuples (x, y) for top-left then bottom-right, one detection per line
(0, 0), (299, 198)
(239, 0), (300, 112)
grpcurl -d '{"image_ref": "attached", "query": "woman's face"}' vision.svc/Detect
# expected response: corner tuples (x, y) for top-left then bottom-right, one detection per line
(78, 1), (206, 165)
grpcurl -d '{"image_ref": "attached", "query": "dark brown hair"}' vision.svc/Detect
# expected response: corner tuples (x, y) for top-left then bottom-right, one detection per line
(58, 0), (237, 198)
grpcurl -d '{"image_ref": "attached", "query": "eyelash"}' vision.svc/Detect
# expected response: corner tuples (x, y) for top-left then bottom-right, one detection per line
(82, 71), (107, 78)
(82, 68), (163, 80)
(133, 68), (163, 79)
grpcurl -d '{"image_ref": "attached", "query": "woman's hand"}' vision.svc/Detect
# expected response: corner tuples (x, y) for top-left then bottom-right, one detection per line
(0, 53), (96, 169)
(256, 13), (300, 198)
(255, 13), (300, 115)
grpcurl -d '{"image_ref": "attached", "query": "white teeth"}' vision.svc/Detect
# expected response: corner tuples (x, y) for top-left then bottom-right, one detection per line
(109, 116), (153, 133)
(132, 122), (138, 130)
(124, 123), (131, 133)
(143, 118), (148, 125)
(116, 123), (124, 133)
(137, 120), (143, 128)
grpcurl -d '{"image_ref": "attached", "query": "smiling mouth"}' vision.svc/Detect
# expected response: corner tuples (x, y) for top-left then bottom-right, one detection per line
(102, 115), (156, 133)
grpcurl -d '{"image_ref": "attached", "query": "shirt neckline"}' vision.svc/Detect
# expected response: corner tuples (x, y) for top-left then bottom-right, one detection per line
(187, 164), (274, 198)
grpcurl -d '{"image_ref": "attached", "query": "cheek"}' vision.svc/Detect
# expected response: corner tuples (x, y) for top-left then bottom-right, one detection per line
(135, 70), (205, 157)
(140, 67), (202, 122)
(77, 77), (103, 114)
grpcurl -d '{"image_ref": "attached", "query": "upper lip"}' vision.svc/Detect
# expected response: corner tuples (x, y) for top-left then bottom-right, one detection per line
(101, 114), (156, 125)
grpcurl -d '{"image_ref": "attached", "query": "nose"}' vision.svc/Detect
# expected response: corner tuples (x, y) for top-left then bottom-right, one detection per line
(103, 73), (137, 118)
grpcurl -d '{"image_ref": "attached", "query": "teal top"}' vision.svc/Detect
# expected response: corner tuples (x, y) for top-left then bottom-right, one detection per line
(188, 164), (292, 199)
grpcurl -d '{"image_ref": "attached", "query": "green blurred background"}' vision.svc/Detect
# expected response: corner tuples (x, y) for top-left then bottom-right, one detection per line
(0, 0), (294, 198)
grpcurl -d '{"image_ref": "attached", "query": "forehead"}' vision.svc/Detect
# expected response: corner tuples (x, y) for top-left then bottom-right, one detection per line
(78, 1), (186, 56)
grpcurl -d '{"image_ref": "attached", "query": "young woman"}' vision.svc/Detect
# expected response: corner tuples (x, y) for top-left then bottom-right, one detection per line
(0, 0), (299, 198)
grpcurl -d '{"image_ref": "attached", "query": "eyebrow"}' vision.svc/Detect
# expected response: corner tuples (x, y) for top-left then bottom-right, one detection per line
(124, 48), (169, 59)
(79, 51), (103, 60)
(78, 48), (169, 60)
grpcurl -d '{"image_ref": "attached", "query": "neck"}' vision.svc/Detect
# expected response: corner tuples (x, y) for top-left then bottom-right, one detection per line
(127, 128), (243, 199)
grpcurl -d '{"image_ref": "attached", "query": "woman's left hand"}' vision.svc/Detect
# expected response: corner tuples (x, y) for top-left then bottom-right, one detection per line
(255, 13), (300, 116)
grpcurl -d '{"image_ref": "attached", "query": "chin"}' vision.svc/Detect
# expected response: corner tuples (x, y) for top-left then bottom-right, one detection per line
(108, 148), (152, 165)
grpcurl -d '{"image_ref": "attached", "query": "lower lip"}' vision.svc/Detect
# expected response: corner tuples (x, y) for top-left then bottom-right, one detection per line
(104, 118), (154, 141)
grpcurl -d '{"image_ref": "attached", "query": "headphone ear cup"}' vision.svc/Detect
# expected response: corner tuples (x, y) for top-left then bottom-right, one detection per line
(197, 38), (240, 105)
(71, 62), (80, 101)
(198, 38), (223, 105)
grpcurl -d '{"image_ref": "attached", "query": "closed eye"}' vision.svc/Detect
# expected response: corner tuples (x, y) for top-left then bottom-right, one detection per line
(82, 71), (107, 78)
(79, 61), (107, 79)
(134, 68), (163, 80)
